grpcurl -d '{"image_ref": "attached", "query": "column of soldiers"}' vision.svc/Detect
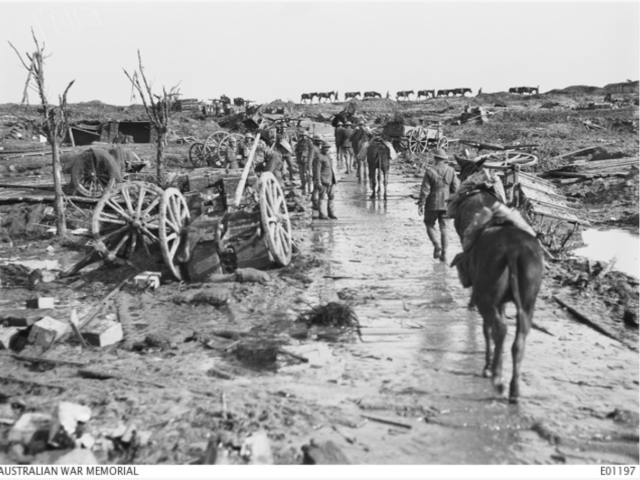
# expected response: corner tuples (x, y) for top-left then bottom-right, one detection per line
(231, 122), (350, 221)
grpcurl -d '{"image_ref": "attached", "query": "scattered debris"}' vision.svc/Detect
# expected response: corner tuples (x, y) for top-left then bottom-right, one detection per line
(28, 316), (69, 348)
(297, 302), (362, 340)
(48, 402), (92, 448)
(26, 297), (55, 309)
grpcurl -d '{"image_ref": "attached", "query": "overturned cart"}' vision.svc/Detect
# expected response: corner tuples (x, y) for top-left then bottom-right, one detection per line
(89, 134), (292, 281)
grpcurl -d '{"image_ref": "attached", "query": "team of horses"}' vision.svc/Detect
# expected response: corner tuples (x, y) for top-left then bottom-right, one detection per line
(302, 88), (474, 103)
(509, 86), (539, 95)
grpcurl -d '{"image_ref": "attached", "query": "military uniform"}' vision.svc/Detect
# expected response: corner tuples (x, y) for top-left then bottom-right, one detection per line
(309, 137), (322, 210)
(341, 122), (354, 173)
(313, 142), (338, 220)
(225, 141), (240, 170)
(258, 150), (285, 188)
(275, 128), (294, 183)
(334, 123), (345, 166)
(417, 148), (460, 261)
(294, 132), (313, 194)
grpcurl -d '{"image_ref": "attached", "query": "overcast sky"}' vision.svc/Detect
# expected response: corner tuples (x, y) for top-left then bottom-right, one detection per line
(0, 1), (638, 106)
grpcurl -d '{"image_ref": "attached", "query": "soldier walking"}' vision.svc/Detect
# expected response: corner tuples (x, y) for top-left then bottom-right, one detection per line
(334, 121), (345, 168)
(309, 134), (323, 211)
(417, 148), (459, 261)
(294, 130), (313, 194)
(341, 121), (354, 174)
(313, 141), (338, 220)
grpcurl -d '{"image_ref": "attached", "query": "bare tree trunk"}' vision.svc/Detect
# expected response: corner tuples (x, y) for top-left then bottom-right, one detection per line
(50, 142), (67, 236)
(9, 30), (73, 239)
(156, 132), (166, 186)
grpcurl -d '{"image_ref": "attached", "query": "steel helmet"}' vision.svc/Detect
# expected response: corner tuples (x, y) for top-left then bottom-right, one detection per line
(433, 148), (449, 161)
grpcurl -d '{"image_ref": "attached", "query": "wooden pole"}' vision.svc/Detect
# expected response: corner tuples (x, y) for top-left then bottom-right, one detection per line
(232, 121), (265, 208)
(68, 127), (75, 147)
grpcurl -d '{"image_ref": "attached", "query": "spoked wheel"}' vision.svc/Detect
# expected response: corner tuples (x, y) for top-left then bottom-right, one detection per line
(476, 151), (538, 168)
(437, 136), (449, 151)
(71, 150), (118, 198)
(159, 188), (191, 281)
(258, 172), (292, 266)
(217, 133), (245, 164)
(91, 181), (163, 262)
(205, 131), (228, 149)
(407, 127), (429, 155)
(204, 131), (229, 168)
(189, 142), (212, 168)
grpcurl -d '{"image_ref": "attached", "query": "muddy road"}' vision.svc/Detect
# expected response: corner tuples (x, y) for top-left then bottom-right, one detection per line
(0, 154), (638, 466)
(0, 97), (638, 465)
(264, 162), (639, 464)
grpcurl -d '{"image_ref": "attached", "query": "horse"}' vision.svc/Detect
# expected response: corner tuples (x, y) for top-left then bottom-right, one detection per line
(344, 91), (361, 100)
(436, 89), (450, 97)
(363, 91), (381, 99)
(366, 138), (391, 199)
(417, 89), (435, 99)
(396, 90), (414, 101)
(448, 156), (544, 403)
(317, 91), (337, 103)
(300, 92), (318, 104)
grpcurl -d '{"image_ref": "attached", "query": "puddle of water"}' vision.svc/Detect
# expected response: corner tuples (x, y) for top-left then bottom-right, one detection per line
(572, 229), (639, 278)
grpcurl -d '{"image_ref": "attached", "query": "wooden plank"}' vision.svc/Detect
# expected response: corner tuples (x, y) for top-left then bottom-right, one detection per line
(548, 145), (612, 161)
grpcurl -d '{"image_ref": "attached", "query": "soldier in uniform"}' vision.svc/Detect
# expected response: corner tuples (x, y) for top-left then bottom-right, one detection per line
(417, 148), (460, 262)
(313, 141), (338, 220)
(225, 136), (240, 170)
(341, 120), (354, 173)
(275, 125), (294, 184)
(334, 121), (345, 168)
(260, 148), (285, 188)
(309, 134), (323, 211)
(294, 130), (313, 194)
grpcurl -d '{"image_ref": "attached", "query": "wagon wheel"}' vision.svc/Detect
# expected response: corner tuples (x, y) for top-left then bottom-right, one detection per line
(437, 136), (449, 151)
(159, 188), (191, 281)
(91, 181), (163, 262)
(217, 133), (245, 164)
(188, 142), (212, 168)
(204, 131), (228, 149)
(407, 127), (429, 155)
(203, 131), (228, 168)
(476, 151), (538, 168)
(259, 171), (292, 266)
(71, 150), (118, 198)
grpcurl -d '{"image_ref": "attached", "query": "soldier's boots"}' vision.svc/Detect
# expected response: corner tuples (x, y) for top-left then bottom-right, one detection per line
(440, 230), (448, 262)
(318, 200), (329, 220)
(427, 226), (441, 259)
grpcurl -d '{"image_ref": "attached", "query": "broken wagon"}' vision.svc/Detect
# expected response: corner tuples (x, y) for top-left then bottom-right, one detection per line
(378, 117), (449, 155)
(86, 131), (293, 282)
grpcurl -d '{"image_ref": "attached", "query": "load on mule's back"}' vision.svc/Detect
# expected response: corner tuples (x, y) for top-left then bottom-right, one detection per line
(447, 156), (544, 403)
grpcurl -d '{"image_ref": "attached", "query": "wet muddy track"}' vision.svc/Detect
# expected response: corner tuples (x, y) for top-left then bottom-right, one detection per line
(0, 146), (637, 465)
(267, 155), (639, 464)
